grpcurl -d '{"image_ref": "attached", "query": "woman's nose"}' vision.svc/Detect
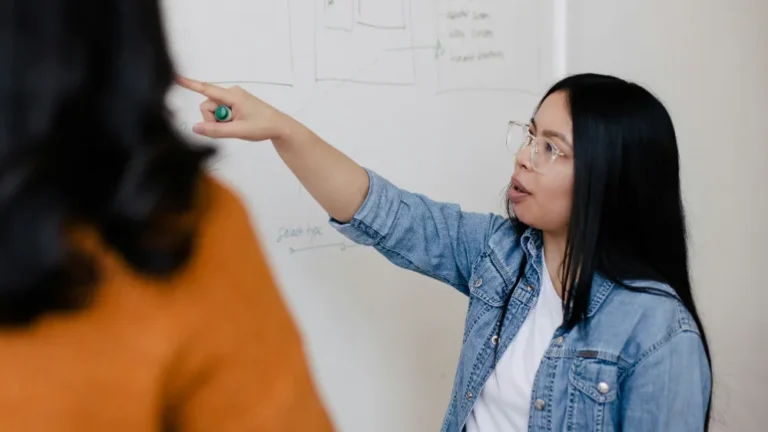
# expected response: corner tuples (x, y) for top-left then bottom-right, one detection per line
(515, 144), (533, 171)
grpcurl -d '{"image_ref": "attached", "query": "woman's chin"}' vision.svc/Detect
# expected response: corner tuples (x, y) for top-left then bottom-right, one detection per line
(511, 203), (533, 225)
(512, 205), (547, 230)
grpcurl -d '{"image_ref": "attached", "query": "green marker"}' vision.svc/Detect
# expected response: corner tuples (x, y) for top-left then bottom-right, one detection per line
(214, 105), (233, 122)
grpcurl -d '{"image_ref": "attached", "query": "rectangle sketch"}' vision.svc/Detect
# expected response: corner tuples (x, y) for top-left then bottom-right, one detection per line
(357, 0), (407, 29)
(161, 0), (293, 86)
(315, 0), (415, 85)
(435, 0), (541, 93)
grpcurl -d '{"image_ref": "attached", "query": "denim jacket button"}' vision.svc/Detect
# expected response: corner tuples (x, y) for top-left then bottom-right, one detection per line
(466, 391), (474, 400)
(534, 399), (546, 410)
(491, 335), (499, 345)
(526, 284), (534, 291)
(597, 382), (610, 394)
(473, 278), (483, 288)
(554, 336), (564, 344)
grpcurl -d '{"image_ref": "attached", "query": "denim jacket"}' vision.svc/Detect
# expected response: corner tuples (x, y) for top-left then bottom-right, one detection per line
(330, 169), (711, 432)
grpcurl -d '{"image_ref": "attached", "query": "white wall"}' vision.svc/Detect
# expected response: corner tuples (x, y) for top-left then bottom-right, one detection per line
(567, 1), (768, 430)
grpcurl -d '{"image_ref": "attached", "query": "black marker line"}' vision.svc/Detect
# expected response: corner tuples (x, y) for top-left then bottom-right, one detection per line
(208, 80), (293, 87)
(288, 242), (361, 254)
(434, 86), (540, 96)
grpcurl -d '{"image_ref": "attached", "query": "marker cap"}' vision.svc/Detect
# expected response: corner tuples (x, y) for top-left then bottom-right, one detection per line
(214, 105), (233, 122)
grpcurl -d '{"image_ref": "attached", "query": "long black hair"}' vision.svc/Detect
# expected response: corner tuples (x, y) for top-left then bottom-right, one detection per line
(0, 0), (214, 325)
(508, 73), (712, 425)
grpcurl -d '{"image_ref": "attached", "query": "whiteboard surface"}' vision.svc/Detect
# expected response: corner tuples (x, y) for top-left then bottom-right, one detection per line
(163, 1), (560, 430)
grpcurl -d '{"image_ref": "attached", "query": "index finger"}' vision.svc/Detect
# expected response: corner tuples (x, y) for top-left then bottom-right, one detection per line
(176, 75), (235, 104)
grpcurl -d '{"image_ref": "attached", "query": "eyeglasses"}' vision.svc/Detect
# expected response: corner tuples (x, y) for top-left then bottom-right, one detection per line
(506, 120), (565, 173)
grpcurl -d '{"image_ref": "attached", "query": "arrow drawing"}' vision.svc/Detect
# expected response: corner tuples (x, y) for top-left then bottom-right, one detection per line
(288, 242), (361, 254)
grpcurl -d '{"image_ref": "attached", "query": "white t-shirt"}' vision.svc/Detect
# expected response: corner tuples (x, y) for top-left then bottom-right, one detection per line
(466, 252), (563, 432)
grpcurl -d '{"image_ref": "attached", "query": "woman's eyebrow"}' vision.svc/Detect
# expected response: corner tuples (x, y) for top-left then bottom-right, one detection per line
(542, 130), (572, 148)
(530, 118), (572, 147)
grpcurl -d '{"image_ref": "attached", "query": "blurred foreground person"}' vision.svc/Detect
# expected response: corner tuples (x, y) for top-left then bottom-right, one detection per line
(0, 1), (334, 430)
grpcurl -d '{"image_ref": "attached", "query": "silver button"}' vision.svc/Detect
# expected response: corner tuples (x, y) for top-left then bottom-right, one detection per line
(491, 335), (499, 345)
(554, 336), (564, 344)
(597, 382), (610, 394)
(473, 278), (483, 288)
(526, 285), (534, 291)
(466, 391), (474, 400)
(534, 399), (545, 410)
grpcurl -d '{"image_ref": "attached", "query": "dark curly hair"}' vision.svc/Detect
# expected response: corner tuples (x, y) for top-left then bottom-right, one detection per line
(0, 0), (215, 325)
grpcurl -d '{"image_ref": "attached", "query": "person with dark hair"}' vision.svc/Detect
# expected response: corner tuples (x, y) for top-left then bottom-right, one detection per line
(179, 72), (713, 432)
(0, 1), (334, 430)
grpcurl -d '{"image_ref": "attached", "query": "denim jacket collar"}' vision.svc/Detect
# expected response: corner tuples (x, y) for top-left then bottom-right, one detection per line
(517, 227), (616, 318)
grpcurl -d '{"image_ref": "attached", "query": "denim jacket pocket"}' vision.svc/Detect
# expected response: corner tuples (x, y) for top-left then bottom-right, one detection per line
(467, 254), (512, 307)
(567, 356), (620, 432)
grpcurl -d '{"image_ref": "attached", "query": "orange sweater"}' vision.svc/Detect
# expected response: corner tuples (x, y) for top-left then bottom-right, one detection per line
(0, 176), (335, 431)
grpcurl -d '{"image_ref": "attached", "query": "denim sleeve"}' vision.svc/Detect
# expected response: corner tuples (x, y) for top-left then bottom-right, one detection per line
(620, 330), (712, 431)
(329, 168), (508, 296)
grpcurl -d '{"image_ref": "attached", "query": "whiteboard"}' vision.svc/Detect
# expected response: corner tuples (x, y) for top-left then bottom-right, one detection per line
(161, 0), (562, 430)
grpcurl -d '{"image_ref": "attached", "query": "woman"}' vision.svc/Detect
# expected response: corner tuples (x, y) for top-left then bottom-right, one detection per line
(179, 72), (713, 431)
(0, 1), (334, 431)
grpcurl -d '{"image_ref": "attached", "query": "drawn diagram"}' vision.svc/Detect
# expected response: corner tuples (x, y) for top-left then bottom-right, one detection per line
(288, 242), (361, 254)
(434, 0), (541, 93)
(274, 222), (361, 255)
(161, 0), (294, 86)
(315, 0), (416, 85)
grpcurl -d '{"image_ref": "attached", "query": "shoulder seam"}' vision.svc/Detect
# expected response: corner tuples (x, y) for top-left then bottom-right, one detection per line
(623, 327), (701, 379)
(675, 300), (698, 331)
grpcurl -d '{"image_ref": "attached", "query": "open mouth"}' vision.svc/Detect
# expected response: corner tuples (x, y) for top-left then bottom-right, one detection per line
(511, 179), (531, 195)
(512, 184), (528, 194)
